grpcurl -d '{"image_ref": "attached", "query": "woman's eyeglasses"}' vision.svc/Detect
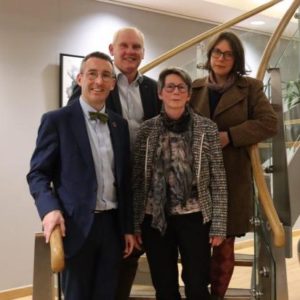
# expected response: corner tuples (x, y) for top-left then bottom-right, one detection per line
(164, 83), (188, 93)
(211, 48), (234, 60)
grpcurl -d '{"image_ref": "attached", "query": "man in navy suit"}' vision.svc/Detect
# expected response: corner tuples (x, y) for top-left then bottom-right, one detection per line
(27, 51), (135, 300)
(68, 27), (161, 299)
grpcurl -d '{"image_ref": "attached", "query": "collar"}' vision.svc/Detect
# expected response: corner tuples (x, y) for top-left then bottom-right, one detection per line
(192, 75), (249, 89)
(79, 97), (106, 120)
(113, 64), (144, 85)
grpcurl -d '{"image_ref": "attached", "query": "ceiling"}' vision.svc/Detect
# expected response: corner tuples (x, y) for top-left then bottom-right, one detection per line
(97, 0), (299, 37)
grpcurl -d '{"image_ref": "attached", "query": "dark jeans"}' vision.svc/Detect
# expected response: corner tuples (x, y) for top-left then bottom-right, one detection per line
(141, 212), (211, 300)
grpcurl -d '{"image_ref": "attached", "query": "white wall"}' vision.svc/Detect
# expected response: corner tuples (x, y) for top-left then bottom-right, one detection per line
(0, 0), (298, 291)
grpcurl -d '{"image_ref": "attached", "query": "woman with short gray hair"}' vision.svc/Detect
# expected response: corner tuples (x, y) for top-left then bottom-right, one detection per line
(133, 67), (228, 299)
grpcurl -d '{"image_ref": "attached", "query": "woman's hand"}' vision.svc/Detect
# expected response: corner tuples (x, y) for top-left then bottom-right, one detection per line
(219, 131), (230, 148)
(134, 233), (143, 250)
(123, 234), (135, 258)
(210, 236), (225, 247)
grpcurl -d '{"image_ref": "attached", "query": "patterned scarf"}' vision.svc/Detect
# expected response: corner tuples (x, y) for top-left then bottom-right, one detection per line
(150, 107), (194, 234)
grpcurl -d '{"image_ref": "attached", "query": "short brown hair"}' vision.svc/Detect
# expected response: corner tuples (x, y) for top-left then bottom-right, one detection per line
(80, 51), (114, 74)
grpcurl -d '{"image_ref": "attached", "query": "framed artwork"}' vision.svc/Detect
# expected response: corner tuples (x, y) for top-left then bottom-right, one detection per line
(59, 53), (84, 107)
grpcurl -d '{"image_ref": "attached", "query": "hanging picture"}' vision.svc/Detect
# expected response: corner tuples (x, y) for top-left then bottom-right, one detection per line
(60, 53), (84, 107)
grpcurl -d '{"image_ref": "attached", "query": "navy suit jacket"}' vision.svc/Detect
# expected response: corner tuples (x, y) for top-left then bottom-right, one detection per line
(27, 100), (132, 258)
(68, 75), (161, 120)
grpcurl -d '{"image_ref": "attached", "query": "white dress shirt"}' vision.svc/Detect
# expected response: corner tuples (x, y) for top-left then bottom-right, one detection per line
(80, 97), (117, 210)
(114, 66), (144, 147)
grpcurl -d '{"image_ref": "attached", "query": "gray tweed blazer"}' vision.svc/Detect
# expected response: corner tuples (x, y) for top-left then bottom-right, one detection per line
(132, 110), (228, 238)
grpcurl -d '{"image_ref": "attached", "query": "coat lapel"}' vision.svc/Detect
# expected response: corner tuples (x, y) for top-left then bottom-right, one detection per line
(191, 116), (203, 181)
(213, 77), (249, 118)
(213, 84), (245, 118)
(191, 79), (210, 118)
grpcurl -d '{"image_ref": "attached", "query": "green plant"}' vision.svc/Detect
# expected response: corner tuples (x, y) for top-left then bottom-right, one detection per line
(283, 79), (300, 109)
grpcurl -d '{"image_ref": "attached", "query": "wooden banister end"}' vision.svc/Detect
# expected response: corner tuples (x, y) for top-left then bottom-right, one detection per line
(49, 226), (65, 273)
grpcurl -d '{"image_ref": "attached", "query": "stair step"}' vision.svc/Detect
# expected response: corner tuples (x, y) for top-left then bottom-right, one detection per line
(139, 253), (253, 267)
(224, 287), (252, 299)
(130, 286), (251, 300)
(235, 253), (254, 267)
(132, 254), (253, 298)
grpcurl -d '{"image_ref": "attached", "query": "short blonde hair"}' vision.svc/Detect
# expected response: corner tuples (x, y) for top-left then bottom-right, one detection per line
(112, 27), (145, 47)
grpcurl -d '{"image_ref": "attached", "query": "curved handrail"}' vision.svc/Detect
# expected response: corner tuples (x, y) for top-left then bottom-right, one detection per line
(49, 226), (65, 272)
(250, 145), (285, 247)
(249, 0), (300, 248)
(256, 0), (300, 81)
(140, 0), (282, 73)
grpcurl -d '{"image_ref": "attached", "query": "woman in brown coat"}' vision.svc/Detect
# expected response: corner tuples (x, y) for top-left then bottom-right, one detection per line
(190, 31), (277, 300)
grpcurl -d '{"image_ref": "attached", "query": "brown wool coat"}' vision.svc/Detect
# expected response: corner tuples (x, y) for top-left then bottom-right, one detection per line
(190, 76), (277, 235)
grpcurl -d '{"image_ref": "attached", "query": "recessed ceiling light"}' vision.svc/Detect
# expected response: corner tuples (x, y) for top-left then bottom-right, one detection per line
(251, 20), (266, 25)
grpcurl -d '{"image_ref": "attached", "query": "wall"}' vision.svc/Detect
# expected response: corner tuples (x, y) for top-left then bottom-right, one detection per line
(0, 0), (298, 291)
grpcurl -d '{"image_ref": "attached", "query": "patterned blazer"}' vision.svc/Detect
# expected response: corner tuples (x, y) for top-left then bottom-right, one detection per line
(132, 110), (228, 238)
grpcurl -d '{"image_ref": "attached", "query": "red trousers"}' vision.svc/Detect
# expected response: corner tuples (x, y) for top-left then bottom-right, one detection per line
(210, 237), (235, 297)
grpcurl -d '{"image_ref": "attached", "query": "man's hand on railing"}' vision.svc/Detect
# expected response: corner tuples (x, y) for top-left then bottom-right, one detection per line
(50, 225), (65, 273)
(42, 210), (65, 243)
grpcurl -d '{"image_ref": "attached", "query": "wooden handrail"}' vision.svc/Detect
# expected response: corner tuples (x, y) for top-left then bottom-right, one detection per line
(250, 145), (285, 247)
(256, 0), (300, 81)
(49, 226), (65, 272)
(139, 0), (282, 74)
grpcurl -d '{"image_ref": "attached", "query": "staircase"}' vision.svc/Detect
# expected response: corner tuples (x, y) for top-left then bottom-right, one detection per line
(129, 253), (254, 300)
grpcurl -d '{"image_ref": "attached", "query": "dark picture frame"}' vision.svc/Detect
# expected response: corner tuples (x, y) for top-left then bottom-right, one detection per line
(59, 53), (84, 107)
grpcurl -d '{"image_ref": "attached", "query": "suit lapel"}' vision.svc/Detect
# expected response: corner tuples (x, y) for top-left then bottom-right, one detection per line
(107, 112), (118, 150)
(68, 101), (95, 170)
(139, 80), (153, 119)
(107, 111), (122, 176)
(109, 86), (123, 115)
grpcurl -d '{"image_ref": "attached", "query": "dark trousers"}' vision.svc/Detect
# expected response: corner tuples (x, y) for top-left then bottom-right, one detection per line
(115, 247), (144, 300)
(141, 213), (211, 300)
(62, 210), (122, 300)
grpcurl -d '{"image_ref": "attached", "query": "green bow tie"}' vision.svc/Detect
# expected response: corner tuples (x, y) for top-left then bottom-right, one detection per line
(89, 111), (109, 123)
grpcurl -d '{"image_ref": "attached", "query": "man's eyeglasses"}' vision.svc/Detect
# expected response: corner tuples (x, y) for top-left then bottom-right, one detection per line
(164, 83), (188, 93)
(84, 70), (115, 82)
(211, 48), (234, 60)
